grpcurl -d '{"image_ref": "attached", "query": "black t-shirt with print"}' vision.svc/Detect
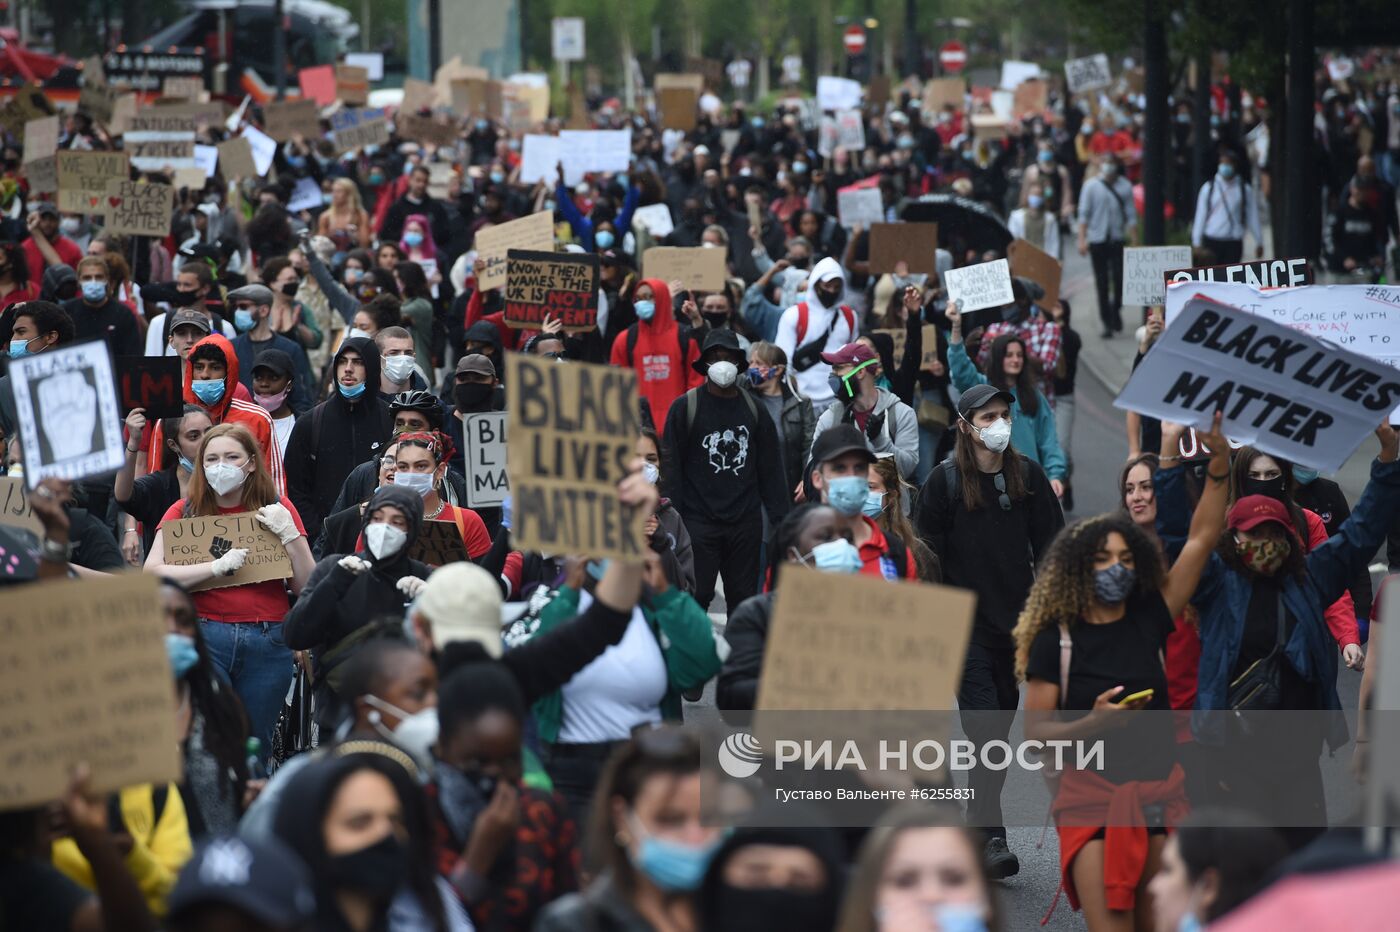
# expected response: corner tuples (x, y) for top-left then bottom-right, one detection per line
(1028, 589), (1177, 783)
(666, 390), (766, 524)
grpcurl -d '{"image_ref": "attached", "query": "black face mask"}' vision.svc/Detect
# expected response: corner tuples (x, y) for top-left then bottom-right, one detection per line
(702, 311), (730, 329)
(280, 282), (299, 297)
(453, 382), (495, 411)
(708, 885), (834, 932)
(815, 283), (842, 308)
(325, 834), (407, 901)
(786, 255), (810, 270)
(1241, 475), (1288, 502)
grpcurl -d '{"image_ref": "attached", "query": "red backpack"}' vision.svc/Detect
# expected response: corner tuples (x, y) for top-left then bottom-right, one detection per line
(794, 301), (857, 346)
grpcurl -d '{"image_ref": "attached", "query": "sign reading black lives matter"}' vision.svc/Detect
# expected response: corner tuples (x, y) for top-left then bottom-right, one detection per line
(463, 411), (508, 508)
(9, 342), (125, 490)
(1116, 296), (1400, 473)
(503, 250), (600, 331)
(505, 353), (646, 561)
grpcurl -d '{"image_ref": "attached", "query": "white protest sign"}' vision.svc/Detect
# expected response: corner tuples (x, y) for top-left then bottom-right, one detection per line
(287, 176), (324, 212)
(9, 342), (125, 489)
(834, 109), (865, 150)
(837, 187), (883, 228)
(463, 412), (509, 508)
(240, 125), (277, 176)
(816, 76), (862, 111)
(944, 258), (1015, 313)
(344, 52), (384, 82)
(558, 128), (632, 181)
(632, 202), (674, 238)
(193, 144), (219, 178)
(519, 133), (561, 184)
(989, 90), (1015, 121)
(1116, 296), (1400, 473)
(1123, 245), (1193, 307)
(816, 114), (838, 158)
(1000, 60), (1042, 90)
(1064, 54), (1112, 94)
(1164, 257), (1314, 290)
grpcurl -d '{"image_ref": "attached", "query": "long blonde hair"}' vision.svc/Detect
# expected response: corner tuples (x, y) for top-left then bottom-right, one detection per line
(185, 423), (280, 516)
(332, 177), (364, 214)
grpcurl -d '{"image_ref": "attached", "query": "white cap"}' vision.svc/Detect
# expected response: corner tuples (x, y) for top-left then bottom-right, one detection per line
(415, 563), (503, 658)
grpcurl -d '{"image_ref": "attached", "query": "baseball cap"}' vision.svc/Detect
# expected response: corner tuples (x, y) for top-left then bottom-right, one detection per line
(956, 383), (1016, 420)
(1227, 494), (1303, 546)
(693, 329), (744, 374)
(31, 201), (58, 218)
(226, 283), (274, 307)
(166, 835), (315, 929)
(416, 562), (504, 658)
(251, 348), (294, 379)
(169, 308), (212, 335)
(810, 424), (876, 466)
(820, 341), (877, 366)
(455, 353), (496, 378)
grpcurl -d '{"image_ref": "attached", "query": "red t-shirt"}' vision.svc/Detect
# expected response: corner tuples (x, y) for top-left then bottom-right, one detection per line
(158, 496), (306, 623)
(857, 516), (918, 580)
(353, 502), (492, 562)
(22, 235), (83, 281)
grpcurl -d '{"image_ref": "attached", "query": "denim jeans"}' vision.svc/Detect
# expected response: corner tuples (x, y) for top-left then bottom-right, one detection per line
(199, 620), (295, 751)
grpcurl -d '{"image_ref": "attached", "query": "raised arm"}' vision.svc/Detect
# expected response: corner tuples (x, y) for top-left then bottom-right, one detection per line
(1160, 412), (1230, 618)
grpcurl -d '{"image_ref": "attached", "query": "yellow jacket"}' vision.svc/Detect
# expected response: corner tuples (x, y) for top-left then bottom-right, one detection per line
(51, 783), (193, 917)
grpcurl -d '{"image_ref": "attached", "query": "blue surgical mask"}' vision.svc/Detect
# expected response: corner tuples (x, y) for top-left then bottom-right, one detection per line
(344, 267), (364, 284)
(404, 231), (424, 247)
(233, 308), (256, 332)
(862, 490), (886, 517)
(81, 280), (107, 302)
(1028, 194), (1045, 209)
(338, 380), (367, 400)
(792, 160), (808, 174)
(595, 230), (615, 249)
(489, 170), (505, 184)
(802, 538), (863, 574)
(825, 474), (870, 517)
(628, 815), (720, 892)
(178, 454), (195, 473)
(1218, 162), (1235, 179)
(1177, 912), (1203, 932)
(634, 299), (656, 321)
(7, 337), (33, 359)
(165, 633), (199, 679)
(751, 116), (765, 128)
(1093, 562), (1137, 604)
(191, 379), (225, 405)
(1038, 150), (1054, 164)
(1292, 466), (1319, 485)
(931, 904), (990, 932)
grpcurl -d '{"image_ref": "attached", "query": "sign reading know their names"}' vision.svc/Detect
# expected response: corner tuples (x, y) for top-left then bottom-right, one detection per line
(162, 513), (292, 591)
(474, 211), (556, 290)
(1123, 246), (1193, 307)
(756, 565), (975, 710)
(944, 258), (1015, 312)
(1164, 257), (1314, 289)
(506, 354), (647, 561)
(463, 412), (509, 508)
(9, 342), (124, 490)
(504, 250), (600, 331)
(0, 574), (180, 810)
(1116, 296), (1400, 473)
(56, 151), (128, 215)
(103, 180), (174, 238)
(642, 246), (727, 292)
(1064, 53), (1113, 94)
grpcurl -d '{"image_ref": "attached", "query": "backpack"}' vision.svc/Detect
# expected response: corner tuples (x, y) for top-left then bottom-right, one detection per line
(791, 301), (856, 372)
(682, 384), (757, 433)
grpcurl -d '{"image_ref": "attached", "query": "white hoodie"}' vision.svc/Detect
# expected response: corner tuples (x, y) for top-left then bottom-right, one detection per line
(773, 256), (856, 405)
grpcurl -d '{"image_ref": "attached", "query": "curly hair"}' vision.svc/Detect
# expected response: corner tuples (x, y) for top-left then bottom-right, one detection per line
(1012, 512), (1166, 680)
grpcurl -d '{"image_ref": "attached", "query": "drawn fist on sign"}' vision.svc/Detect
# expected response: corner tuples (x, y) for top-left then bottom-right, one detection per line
(209, 536), (234, 559)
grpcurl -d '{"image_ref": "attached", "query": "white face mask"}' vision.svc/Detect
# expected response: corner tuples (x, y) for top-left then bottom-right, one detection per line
(204, 462), (248, 496)
(973, 417), (1013, 453)
(642, 461), (660, 485)
(347, 328), (372, 341)
(708, 360), (739, 388)
(364, 522), (407, 560)
(395, 471), (435, 497)
(383, 355), (416, 384)
(364, 695), (439, 772)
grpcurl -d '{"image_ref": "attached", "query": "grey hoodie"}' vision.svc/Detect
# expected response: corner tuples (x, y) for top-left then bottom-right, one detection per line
(812, 386), (920, 480)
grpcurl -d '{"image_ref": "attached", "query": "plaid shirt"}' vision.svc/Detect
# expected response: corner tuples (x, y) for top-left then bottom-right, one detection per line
(976, 315), (1063, 401)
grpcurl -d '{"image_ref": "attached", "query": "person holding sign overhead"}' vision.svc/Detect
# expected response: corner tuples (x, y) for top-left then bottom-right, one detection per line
(144, 423), (315, 750)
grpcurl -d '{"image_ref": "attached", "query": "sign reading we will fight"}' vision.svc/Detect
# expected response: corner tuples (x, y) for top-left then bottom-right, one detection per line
(1117, 296), (1400, 472)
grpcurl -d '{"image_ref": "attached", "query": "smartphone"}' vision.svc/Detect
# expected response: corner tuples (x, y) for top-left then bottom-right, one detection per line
(1118, 688), (1154, 705)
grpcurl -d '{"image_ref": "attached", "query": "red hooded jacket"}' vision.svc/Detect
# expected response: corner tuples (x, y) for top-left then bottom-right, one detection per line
(146, 333), (285, 493)
(608, 278), (700, 432)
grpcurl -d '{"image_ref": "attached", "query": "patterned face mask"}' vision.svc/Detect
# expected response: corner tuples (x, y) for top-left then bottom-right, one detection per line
(1236, 535), (1290, 575)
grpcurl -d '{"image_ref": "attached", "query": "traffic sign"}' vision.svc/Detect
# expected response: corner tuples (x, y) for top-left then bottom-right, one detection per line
(939, 40), (967, 74)
(551, 17), (585, 62)
(843, 25), (867, 56)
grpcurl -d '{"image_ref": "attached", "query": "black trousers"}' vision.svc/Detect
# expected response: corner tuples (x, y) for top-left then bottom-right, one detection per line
(1202, 236), (1244, 264)
(1089, 239), (1126, 331)
(688, 514), (764, 618)
(957, 640), (1020, 839)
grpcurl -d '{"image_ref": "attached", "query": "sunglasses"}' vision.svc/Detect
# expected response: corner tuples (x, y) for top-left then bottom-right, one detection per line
(993, 472), (1011, 512)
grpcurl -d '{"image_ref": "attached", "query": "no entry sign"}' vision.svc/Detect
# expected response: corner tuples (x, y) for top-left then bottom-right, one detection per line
(940, 40), (967, 74)
(843, 26), (867, 56)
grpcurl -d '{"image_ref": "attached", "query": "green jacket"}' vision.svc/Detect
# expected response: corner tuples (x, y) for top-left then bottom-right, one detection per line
(531, 586), (721, 744)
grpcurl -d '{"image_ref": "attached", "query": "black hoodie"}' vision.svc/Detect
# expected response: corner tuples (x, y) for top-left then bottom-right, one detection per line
(284, 337), (394, 533)
(284, 485), (432, 657)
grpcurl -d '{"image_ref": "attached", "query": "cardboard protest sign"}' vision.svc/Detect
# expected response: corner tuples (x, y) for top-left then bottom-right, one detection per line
(868, 74), (892, 108)
(150, 99), (227, 133)
(115, 356), (184, 419)
(425, 163), (456, 200)
(56, 150), (129, 215)
(330, 107), (390, 152)
(22, 115), (58, 166)
(970, 113), (1009, 141)
(126, 111), (196, 172)
(816, 75), (862, 111)
(398, 112), (458, 147)
(78, 57), (118, 125)
(335, 65), (370, 105)
(642, 246), (727, 292)
(163, 513), (292, 591)
(475, 211), (556, 290)
(837, 187), (884, 229)
(162, 76), (204, 100)
(102, 180), (174, 238)
(505, 81), (550, 127)
(0, 477), (42, 539)
(632, 203), (674, 238)
(109, 93), (139, 136)
(1012, 79), (1048, 119)
(216, 136), (258, 180)
(409, 519), (470, 566)
(505, 354), (647, 561)
(1117, 296), (1400, 473)
(9, 342), (123, 489)
(1164, 257), (1313, 290)
(868, 223), (940, 275)
(263, 98), (322, 142)
(657, 86), (698, 131)
(1123, 246), (1193, 307)
(756, 566), (974, 710)
(463, 412), (509, 508)
(944, 258), (1015, 312)
(0, 574), (180, 810)
(299, 65), (338, 106)
(1007, 238), (1063, 308)
(400, 77), (439, 114)
(0, 84), (53, 141)
(1064, 53), (1112, 94)
(503, 250), (600, 331)
(923, 77), (966, 113)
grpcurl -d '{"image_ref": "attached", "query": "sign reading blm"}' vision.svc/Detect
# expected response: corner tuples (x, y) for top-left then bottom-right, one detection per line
(503, 249), (600, 331)
(463, 411), (508, 508)
(505, 354), (646, 561)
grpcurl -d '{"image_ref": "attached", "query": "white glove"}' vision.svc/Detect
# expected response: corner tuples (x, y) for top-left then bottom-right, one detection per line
(257, 502), (301, 545)
(211, 548), (249, 577)
(338, 555), (372, 575)
(397, 576), (427, 599)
